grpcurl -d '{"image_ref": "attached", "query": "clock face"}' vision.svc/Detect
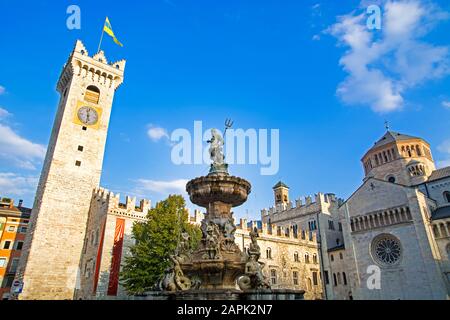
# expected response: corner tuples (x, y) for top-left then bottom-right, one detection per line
(77, 106), (99, 125)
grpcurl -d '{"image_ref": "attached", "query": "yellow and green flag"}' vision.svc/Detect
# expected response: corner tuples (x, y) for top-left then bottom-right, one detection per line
(103, 17), (123, 47)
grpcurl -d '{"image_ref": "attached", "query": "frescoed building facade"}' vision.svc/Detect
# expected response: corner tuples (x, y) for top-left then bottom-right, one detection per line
(0, 198), (31, 300)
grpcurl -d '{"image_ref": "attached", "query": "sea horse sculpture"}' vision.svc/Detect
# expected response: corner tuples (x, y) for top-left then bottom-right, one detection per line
(238, 227), (271, 290)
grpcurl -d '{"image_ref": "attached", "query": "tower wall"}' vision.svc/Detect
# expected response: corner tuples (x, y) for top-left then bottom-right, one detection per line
(15, 41), (125, 300)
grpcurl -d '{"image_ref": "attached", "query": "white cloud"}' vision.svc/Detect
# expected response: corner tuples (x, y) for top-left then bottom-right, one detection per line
(0, 172), (39, 196)
(0, 108), (47, 170)
(147, 125), (169, 142)
(442, 101), (450, 109)
(134, 178), (189, 195)
(0, 86), (5, 95)
(0, 107), (11, 119)
(328, 0), (450, 113)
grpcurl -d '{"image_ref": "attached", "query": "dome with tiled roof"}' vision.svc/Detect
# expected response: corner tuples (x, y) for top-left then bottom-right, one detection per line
(361, 130), (435, 186)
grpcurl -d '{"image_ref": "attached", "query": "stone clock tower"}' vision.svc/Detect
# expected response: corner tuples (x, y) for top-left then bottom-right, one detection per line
(16, 40), (125, 300)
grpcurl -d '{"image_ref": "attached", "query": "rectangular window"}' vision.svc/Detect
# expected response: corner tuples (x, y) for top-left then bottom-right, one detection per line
(20, 226), (27, 233)
(313, 272), (318, 286)
(328, 220), (335, 230)
(338, 222), (342, 231)
(15, 242), (24, 250)
(78, 145), (84, 152)
(270, 270), (277, 285)
(9, 258), (19, 273)
(324, 271), (330, 285)
(5, 275), (14, 287)
(0, 258), (7, 268)
(293, 271), (299, 286)
(8, 226), (15, 232)
(75, 160), (81, 167)
(82, 126), (87, 131)
(3, 241), (11, 250)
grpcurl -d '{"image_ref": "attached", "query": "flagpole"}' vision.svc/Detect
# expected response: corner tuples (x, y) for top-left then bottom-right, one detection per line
(97, 21), (105, 53)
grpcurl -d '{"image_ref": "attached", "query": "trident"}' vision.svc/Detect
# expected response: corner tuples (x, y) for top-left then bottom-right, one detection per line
(224, 118), (234, 135)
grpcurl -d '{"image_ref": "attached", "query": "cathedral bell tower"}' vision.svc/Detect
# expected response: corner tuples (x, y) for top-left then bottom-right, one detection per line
(16, 40), (125, 300)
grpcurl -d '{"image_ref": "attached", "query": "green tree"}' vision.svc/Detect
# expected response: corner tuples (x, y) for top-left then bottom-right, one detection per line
(120, 195), (201, 295)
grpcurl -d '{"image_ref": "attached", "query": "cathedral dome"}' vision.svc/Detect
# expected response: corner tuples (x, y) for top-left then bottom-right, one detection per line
(370, 131), (426, 150)
(361, 130), (435, 186)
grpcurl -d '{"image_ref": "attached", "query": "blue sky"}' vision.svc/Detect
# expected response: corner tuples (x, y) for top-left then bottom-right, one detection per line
(0, 0), (450, 220)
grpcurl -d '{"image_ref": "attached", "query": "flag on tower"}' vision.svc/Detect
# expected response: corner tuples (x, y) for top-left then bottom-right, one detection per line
(103, 17), (123, 47)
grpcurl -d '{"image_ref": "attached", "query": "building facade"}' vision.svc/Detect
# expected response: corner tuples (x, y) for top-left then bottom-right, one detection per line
(0, 198), (31, 300)
(260, 185), (348, 299)
(257, 131), (450, 300)
(235, 220), (323, 300)
(75, 188), (149, 300)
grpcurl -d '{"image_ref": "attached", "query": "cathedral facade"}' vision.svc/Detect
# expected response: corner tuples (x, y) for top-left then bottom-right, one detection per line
(339, 131), (450, 299)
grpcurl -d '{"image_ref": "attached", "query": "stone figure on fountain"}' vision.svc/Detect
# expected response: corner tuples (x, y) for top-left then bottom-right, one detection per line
(207, 126), (229, 174)
(203, 223), (222, 260)
(159, 255), (192, 292)
(159, 231), (196, 292)
(238, 227), (271, 291)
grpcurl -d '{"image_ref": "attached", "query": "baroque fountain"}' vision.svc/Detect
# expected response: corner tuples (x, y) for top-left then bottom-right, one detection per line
(153, 121), (304, 300)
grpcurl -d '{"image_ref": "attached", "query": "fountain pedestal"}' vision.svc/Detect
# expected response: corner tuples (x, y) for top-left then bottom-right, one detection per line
(182, 173), (251, 290)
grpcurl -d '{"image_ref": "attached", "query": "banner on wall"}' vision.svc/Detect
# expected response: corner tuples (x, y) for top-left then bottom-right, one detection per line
(92, 218), (107, 295)
(107, 218), (125, 296)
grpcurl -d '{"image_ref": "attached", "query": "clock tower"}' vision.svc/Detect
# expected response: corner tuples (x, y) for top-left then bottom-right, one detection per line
(16, 40), (125, 300)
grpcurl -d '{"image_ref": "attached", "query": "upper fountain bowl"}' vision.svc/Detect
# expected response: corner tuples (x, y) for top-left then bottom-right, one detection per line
(186, 174), (251, 208)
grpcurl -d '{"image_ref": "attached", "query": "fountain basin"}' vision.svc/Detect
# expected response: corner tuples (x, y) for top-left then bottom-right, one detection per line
(186, 174), (251, 208)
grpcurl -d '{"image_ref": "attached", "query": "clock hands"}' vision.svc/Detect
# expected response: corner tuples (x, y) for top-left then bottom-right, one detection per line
(78, 106), (98, 126)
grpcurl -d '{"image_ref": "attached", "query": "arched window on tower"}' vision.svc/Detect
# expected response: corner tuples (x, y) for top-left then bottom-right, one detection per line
(85, 85), (100, 104)
(444, 191), (450, 203)
(416, 145), (422, 156)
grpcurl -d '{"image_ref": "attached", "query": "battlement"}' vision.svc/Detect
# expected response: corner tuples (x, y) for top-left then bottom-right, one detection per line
(236, 219), (318, 244)
(57, 40), (126, 93)
(92, 187), (150, 216)
(261, 192), (342, 217)
(188, 209), (205, 225)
